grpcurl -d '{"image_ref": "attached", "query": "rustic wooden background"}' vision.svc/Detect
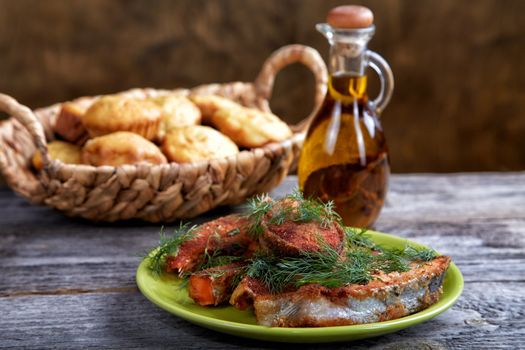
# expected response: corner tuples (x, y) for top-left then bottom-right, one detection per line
(2, 174), (525, 348)
(0, 0), (524, 172)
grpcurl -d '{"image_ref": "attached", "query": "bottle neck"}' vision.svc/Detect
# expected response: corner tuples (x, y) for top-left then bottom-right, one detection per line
(316, 25), (375, 101)
(328, 40), (369, 100)
(328, 74), (367, 101)
(329, 41), (368, 76)
(317, 24), (375, 77)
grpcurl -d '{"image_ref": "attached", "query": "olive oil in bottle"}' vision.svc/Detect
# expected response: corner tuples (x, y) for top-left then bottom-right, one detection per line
(298, 5), (394, 228)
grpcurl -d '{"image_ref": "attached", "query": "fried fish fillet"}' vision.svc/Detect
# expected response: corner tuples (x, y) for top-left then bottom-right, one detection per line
(166, 214), (251, 274)
(231, 256), (450, 327)
(258, 198), (345, 256)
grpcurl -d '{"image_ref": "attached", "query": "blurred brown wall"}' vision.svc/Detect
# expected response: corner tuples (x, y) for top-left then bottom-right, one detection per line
(0, 0), (524, 172)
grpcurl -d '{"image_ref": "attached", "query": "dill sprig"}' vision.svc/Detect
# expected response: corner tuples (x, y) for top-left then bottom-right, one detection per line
(344, 227), (376, 249)
(368, 248), (410, 273)
(245, 246), (372, 293)
(344, 227), (437, 263)
(244, 190), (342, 239)
(258, 189), (342, 228)
(245, 194), (273, 238)
(145, 223), (197, 276)
(244, 255), (294, 293)
(243, 238), (439, 293)
(282, 190), (342, 227)
(402, 245), (438, 262)
(199, 248), (242, 271)
(292, 249), (372, 288)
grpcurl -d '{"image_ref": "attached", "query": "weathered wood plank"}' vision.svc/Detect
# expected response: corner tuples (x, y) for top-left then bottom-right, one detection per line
(1, 173), (524, 349)
(0, 282), (523, 349)
(2, 174), (524, 293)
(1, 244), (524, 295)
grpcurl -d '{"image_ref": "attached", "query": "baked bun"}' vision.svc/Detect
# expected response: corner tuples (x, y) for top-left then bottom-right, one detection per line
(82, 96), (161, 140)
(212, 107), (292, 148)
(152, 95), (201, 140)
(32, 140), (82, 170)
(162, 125), (239, 163)
(81, 131), (167, 166)
(54, 101), (91, 144)
(190, 95), (292, 148)
(190, 95), (240, 123)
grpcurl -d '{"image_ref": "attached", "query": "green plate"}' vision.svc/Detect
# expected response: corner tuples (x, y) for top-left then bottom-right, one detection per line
(136, 230), (463, 343)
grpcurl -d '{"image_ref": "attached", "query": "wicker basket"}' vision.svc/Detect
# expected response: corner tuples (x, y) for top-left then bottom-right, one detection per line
(0, 45), (327, 222)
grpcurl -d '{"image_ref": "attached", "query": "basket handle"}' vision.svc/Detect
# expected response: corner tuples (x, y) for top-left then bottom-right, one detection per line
(0, 94), (50, 167)
(254, 44), (327, 132)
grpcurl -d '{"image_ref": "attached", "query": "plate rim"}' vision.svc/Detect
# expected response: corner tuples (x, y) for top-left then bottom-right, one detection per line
(136, 230), (464, 341)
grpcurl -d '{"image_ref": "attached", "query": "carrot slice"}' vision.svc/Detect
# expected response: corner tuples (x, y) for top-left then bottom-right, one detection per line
(188, 275), (216, 306)
(188, 263), (244, 306)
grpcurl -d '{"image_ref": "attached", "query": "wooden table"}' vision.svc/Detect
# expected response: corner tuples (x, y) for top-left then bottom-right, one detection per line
(1, 173), (524, 349)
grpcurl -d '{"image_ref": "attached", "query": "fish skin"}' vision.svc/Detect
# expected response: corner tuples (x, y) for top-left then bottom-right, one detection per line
(232, 256), (450, 327)
(260, 220), (345, 257)
(229, 276), (269, 310)
(259, 198), (345, 256)
(165, 214), (251, 274)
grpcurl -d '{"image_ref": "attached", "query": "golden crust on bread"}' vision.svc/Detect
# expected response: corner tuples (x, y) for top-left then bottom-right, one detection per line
(189, 95), (240, 123)
(161, 125), (239, 163)
(32, 140), (82, 170)
(82, 96), (161, 140)
(212, 106), (292, 148)
(54, 101), (90, 144)
(81, 131), (167, 166)
(152, 95), (201, 140)
(190, 95), (292, 148)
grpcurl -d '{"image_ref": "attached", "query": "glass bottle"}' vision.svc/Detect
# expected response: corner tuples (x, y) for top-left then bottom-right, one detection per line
(298, 6), (394, 228)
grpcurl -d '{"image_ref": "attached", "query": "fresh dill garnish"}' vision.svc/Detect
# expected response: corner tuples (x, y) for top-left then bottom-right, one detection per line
(245, 245), (372, 293)
(145, 223), (197, 276)
(245, 254), (293, 293)
(344, 227), (437, 263)
(284, 190), (342, 227)
(205, 267), (243, 280)
(241, 238), (439, 293)
(344, 227), (376, 249)
(368, 247), (410, 273)
(231, 268), (247, 287)
(199, 248), (242, 270)
(267, 207), (290, 226)
(244, 190), (342, 240)
(245, 194), (273, 238)
(291, 248), (372, 288)
(260, 189), (342, 228)
(321, 200), (340, 227)
(178, 276), (191, 290)
(402, 245), (438, 262)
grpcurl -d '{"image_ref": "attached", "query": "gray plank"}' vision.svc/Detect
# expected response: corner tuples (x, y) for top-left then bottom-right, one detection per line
(2, 175), (525, 294)
(0, 282), (523, 349)
(1, 173), (525, 349)
(1, 251), (524, 296)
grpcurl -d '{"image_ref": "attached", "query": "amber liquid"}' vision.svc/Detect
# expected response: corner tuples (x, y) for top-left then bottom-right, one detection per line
(298, 74), (390, 228)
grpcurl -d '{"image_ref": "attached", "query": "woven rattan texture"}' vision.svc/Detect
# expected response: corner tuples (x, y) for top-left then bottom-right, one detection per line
(0, 45), (327, 222)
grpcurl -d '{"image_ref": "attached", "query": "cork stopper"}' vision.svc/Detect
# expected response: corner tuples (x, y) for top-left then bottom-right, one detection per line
(327, 5), (374, 29)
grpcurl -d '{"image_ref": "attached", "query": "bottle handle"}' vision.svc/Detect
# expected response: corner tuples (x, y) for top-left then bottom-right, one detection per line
(365, 50), (394, 115)
(254, 45), (328, 132)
